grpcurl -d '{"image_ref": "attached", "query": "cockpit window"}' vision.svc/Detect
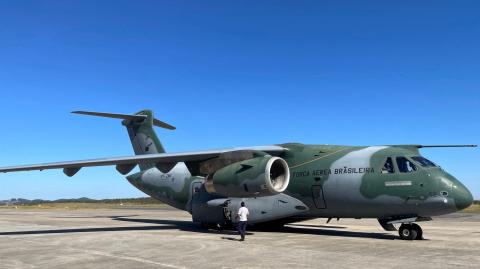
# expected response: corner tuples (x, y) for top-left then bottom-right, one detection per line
(381, 157), (395, 174)
(396, 157), (417, 173)
(411, 156), (438, 167)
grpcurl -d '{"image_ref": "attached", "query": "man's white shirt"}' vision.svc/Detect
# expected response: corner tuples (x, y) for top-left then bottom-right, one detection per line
(238, 207), (249, 221)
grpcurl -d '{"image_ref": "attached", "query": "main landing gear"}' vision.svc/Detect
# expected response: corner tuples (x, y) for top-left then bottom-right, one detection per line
(399, 223), (423, 240)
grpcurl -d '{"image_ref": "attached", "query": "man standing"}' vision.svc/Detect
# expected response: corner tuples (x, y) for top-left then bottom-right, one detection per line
(236, 201), (249, 241)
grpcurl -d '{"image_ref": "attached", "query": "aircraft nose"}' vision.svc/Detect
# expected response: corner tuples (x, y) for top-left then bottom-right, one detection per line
(452, 183), (474, 210)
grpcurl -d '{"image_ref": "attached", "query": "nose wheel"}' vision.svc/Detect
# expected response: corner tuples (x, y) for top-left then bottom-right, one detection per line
(399, 223), (423, 240)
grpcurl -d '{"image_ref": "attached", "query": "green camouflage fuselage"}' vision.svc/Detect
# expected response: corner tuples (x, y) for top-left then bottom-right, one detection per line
(1, 109), (473, 236)
(126, 143), (472, 221)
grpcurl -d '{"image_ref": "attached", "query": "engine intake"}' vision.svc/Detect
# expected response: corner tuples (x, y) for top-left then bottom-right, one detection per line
(205, 156), (290, 197)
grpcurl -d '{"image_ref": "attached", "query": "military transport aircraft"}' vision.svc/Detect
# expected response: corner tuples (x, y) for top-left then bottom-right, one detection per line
(0, 110), (475, 240)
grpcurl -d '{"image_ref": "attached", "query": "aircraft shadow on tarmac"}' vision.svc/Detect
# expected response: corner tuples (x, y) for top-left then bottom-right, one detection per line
(0, 215), (398, 240)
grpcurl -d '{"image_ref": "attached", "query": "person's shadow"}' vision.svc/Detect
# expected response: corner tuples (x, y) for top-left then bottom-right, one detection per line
(221, 237), (243, 241)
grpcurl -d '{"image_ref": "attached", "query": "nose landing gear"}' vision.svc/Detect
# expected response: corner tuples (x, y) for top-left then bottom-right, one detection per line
(399, 223), (423, 240)
(379, 216), (429, 240)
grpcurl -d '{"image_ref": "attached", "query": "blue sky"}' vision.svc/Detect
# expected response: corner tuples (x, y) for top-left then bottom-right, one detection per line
(0, 1), (478, 199)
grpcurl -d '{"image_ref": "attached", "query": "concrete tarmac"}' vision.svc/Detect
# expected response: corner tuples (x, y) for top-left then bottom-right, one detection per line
(0, 208), (479, 269)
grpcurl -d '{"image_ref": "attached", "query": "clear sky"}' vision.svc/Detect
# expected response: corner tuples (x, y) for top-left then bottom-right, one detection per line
(0, 1), (478, 200)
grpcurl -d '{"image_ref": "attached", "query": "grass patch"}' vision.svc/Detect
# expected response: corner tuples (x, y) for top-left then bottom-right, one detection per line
(0, 197), (170, 210)
(0, 202), (170, 210)
(462, 204), (480, 214)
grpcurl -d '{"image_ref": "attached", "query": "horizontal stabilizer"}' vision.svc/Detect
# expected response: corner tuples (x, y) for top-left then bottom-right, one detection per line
(72, 111), (176, 130)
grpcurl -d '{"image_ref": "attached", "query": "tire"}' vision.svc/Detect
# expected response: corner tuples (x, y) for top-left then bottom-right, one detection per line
(411, 223), (423, 240)
(399, 224), (418, 240)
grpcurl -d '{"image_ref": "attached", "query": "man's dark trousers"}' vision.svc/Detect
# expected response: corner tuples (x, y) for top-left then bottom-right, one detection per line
(238, 221), (247, 240)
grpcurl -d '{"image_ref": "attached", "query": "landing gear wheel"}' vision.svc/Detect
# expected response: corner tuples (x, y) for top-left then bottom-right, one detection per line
(399, 224), (418, 240)
(411, 223), (423, 240)
(215, 223), (226, 230)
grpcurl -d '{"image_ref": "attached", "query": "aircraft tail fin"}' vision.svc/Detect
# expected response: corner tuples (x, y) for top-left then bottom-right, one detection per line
(72, 110), (175, 170)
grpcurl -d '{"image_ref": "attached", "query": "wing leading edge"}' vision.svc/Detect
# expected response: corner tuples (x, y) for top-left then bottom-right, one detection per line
(0, 146), (286, 177)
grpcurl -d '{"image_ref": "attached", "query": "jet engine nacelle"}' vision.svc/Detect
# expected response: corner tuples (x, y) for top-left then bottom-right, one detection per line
(204, 156), (290, 197)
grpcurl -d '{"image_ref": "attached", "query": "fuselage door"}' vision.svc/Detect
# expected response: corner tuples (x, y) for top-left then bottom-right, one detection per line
(312, 185), (327, 209)
(192, 181), (202, 202)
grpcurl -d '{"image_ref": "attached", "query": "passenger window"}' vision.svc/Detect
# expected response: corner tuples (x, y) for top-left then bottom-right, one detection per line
(381, 157), (395, 174)
(396, 157), (417, 173)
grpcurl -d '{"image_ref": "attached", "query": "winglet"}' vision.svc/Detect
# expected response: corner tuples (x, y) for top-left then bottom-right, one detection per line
(72, 110), (176, 130)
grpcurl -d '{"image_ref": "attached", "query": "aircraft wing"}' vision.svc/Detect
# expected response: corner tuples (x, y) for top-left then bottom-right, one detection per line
(0, 146), (286, 177)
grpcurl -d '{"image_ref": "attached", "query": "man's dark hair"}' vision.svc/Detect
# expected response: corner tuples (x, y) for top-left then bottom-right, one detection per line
(241, 202), (245, 207)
